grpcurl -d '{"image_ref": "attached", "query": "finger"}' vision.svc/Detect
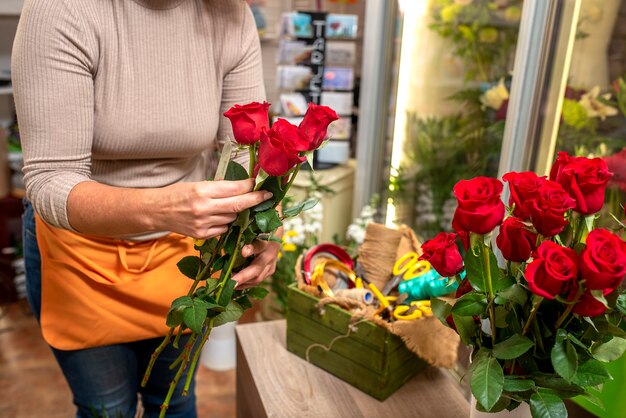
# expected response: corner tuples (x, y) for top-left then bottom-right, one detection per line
(241, 240), (267, 258)
(202, 179), (255, 199)
(211, 191), (273, 214)
(232, 265), (263, 288)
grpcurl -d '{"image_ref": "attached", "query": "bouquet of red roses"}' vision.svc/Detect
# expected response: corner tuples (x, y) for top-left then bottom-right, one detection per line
(142, 101), (337, 417)
(420, 152), (626, 418)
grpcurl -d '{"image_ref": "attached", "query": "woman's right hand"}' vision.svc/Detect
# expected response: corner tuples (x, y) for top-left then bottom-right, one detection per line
(154, 178), (271, 239)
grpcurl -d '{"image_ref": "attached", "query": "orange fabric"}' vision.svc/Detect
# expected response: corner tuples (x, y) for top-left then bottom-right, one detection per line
(36, 215), (195, 350)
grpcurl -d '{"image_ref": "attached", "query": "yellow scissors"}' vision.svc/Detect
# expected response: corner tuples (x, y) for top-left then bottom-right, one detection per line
(371, 292), (432, 321)
(381, 252), (431, 295)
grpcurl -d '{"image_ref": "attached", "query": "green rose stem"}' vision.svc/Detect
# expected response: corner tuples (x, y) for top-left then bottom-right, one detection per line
(141, 328), (175, 387)
(181, 212), (249, 397)
(554, 283), (585, 330)
(159, 333), (198, 418)
(480, 239), (497, 342)
(248, 144), (256, 175)
(161, 210), (250, 418)
(522, 296), (544, 335)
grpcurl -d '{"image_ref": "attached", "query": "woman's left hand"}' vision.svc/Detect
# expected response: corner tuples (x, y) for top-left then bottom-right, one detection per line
(232, 237), (281, 289)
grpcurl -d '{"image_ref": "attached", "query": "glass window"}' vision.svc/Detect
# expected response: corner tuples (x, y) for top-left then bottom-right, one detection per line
(387, 0), (525, 241)
(554, 0), (626, 221)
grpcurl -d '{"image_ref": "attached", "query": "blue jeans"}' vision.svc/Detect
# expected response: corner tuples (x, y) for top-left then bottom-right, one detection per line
(22, 199), (198, 418)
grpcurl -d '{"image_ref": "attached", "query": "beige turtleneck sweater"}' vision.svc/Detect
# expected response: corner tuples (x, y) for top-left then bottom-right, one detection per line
(12, 0), (264, 234)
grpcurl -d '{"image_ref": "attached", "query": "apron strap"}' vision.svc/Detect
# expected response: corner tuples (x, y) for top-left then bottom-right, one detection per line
(117, 240), (159, 273)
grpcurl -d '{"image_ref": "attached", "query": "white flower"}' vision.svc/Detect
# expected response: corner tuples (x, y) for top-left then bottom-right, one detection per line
(346, 224), (366, 244)
(480, 78), (509, 110)
(579, 86), (618, 121)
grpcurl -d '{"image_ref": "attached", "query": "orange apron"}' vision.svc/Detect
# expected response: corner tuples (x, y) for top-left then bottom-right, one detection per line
(36, 215), (195, 351)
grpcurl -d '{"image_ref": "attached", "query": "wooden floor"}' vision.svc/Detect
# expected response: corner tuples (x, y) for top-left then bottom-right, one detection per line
(0, 299), (598, 418)
(0, 300), (242, 418)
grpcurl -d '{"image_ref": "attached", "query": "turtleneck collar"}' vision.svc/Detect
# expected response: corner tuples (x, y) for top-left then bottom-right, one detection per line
(130, 0), (189, 10)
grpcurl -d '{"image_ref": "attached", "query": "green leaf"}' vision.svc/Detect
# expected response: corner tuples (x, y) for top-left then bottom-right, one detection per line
(258, 234), (282, 243)
(218, 279), (238, 307)
(259, 176), (287, 203)
(205, 278), (220, 295)
(590, 290), (609, 308)
(572, 359), (612, 387)
(251, 198), (275, 213)
(495, 284), (528, 306)
(493, 334), (534, 360)
(305, 151), (315, 170)
(470, 354), (504, 411)
(223, 227), (240, 255)
(255, 168), (269, 188)
(431, 298), (453, 325)
(225, 160), (249, 181)
(177, 256), (202, 279)
(183, 299), (209, 334)
(453, 313), (478, 345)
(591, 338), (626, 363)
(282, 198), (319, 218)
(236, 295), (253, 310)
(211, 255), (227, 272)
(255, 209), (283, 233)
(551, 330), (578, 382)
(503, 378), (535, 392)
(171, 295), (193, 310)
(166, 306), (185, 328)
(465, 247), (487, 292)
(577, 391), (605, 411)
(452, 293), (487, 316)
(530, 389), (567, 418)
(245, 286), (270, 300)
(213, 300), (244, 327)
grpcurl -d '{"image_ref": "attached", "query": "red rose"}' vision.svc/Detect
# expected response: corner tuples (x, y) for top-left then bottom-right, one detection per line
(502, 171), (546, 220)
(580, 229), (626, 292)
(257, 119), (308, 176)
(223, 101), (271, 145)
(549, 152), (613, 215)
(603, 148), (626, 192)
(419, 232), (464, 277)
(298, 103), (339, 151)
(572, 290), (608, 317)
(525, 241), (578, 299)
(452, 177), (505, 235)
(527, 180), (576, 237)
(496, 217), (538, 262)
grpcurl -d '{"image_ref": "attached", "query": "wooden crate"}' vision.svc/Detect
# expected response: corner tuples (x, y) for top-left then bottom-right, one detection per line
(286, 285), (427, 400)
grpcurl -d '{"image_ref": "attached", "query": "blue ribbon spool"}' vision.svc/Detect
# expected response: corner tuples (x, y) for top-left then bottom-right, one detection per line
(398, 270), (461, 301)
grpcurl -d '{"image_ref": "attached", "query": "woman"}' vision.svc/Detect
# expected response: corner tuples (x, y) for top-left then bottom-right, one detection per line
(12, 0), (278, 416)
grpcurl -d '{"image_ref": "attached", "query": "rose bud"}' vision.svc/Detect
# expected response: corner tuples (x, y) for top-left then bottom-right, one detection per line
(298, 103), (339, 151)
(257, 119), (308, 176)
(572, 289), (608, 317)
(502, 171), (546, 220)
(496, 217), (537, 262)
(527, 180), (576, 237)
(525, 241), (578, 299)
(452, 177), (505, 235)
(419, 232), (464, 277)
(549, 152), (613, 215)
(223, 101), (270, 145)
(580, 229), (626, 292)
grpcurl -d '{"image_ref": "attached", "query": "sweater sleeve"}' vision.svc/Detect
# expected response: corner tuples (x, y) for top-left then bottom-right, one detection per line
(216, 3), (266, 169)
(12, 0), (97, 230)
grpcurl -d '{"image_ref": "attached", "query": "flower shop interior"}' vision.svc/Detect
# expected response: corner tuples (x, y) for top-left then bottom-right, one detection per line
(1, 0), (625, 417)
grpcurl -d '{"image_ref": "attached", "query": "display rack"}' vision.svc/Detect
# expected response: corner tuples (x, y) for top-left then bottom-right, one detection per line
(274, 10), (358, 169)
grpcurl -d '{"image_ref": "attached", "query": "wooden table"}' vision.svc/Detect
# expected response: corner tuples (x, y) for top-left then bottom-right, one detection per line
(236, 320), (470, 418)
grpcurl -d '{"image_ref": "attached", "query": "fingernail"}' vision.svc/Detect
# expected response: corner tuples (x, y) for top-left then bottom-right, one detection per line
(263, 192), (273, 199)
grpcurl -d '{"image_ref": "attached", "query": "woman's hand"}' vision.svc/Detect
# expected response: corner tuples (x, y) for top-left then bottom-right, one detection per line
(232, 236), (281, 288)
(154, 178), (272, 239)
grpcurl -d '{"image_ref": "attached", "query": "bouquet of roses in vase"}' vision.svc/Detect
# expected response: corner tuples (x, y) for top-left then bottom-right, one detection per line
(420, 152), (626, 418)
(141, 101), (337, 417)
